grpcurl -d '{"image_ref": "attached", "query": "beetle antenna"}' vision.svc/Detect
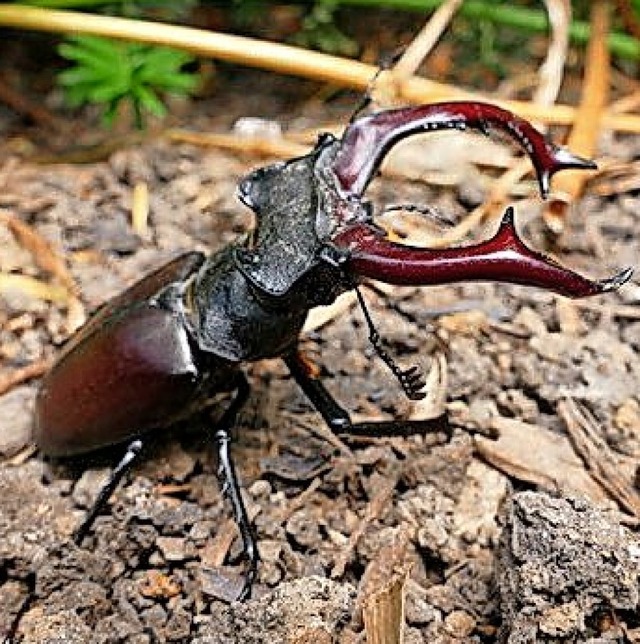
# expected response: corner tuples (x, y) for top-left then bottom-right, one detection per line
(353, 285), (427, 401)
(349, 70), (380, 123)
(348, 52), (403, 124)
(380, 204), (455, 228)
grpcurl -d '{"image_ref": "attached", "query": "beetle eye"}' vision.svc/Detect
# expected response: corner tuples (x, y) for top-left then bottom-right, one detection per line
(237, 177), (255, 209)
(316, 132), (336, 148)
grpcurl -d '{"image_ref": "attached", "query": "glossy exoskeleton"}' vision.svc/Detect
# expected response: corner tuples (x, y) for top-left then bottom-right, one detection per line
(34, 102), (632, 603)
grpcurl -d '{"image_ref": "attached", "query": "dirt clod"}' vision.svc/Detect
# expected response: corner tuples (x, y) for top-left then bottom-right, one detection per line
(497, 491), (640, 642)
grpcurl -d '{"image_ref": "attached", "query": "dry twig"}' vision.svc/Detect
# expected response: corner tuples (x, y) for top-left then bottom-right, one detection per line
(0, 72), (60, 129)
(0, 357), (52, 397)
(392, 0), (464, 80)
(533, 0), (570, 109)
(166, 129), (308, 159)
(0, 210), (77, 295)
(543, 1), (610, 231)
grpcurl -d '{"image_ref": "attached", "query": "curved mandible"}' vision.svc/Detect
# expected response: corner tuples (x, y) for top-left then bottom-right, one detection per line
(334, 207), (633, 299)
(332, 101), (595, 198)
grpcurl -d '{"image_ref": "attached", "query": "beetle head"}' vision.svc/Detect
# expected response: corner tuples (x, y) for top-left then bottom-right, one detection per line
(234, 133), (361, 303)
(235, 101), (631, 302)
(324, 101), (632, 299)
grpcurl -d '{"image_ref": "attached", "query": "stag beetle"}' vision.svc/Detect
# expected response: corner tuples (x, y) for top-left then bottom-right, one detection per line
(33, 102), (632, 603)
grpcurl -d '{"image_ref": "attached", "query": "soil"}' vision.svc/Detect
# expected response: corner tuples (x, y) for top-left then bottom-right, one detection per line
(0, 46), (639, 644)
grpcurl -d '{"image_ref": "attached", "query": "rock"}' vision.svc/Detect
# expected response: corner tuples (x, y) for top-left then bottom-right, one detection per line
(497, 491), (640, 642)
(199, 576), (355, 643)
(0, 386), (34, 457)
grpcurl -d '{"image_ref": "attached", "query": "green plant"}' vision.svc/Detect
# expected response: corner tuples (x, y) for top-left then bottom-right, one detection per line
(292, 0), (357, 56)
(57, 34), (199, 127)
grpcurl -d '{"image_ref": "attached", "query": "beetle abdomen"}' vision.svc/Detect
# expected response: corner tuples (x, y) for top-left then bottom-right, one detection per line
(35, 304), (202, 457)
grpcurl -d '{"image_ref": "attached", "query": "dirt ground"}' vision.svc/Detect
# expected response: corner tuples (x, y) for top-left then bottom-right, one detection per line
(0, 56), (639, 643)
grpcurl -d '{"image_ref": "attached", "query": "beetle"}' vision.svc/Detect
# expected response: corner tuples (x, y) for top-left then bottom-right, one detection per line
(33, 101), (631, 604)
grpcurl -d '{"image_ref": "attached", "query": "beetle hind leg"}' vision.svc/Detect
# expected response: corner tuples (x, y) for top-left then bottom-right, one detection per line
(213, 374), (259, 601)
(74, 438), (144, 544)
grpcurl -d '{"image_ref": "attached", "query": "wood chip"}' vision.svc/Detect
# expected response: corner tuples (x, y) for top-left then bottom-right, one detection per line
(475, 416), (610, 503)
(558, 398), (640, 517)
(358, 529), (411, 644)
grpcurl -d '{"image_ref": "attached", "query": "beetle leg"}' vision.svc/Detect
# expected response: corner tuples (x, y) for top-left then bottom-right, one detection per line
(352, 285), (427, 401)
(74, 438), (144, 545)
(3, 572), (36, 644)
(213, 374), (259, 601)
(284, 351), (448, 437)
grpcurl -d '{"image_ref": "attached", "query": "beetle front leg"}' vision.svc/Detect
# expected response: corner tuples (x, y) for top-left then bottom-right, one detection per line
(213, 374), (259, 601)
(284, 351), (448, 437)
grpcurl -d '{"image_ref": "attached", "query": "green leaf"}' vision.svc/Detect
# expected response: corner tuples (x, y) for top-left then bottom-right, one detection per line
(133, 84), (167, 117)
(56, 33), (199, 128)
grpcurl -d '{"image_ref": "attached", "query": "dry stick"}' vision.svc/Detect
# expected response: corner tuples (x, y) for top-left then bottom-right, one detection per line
(0, 72), (60, 129)
(610, 90), (640, 115)
(0, 272), (69, 304)
(0, 209), (85, 332)
(543, 0), (610, 232)
(0, 210), (77, 295)
(2, 6), (640, 132)
(534, 0), (571, 110)
(165, 129), (308, 159)
(590, 158), (640, 198)
(392, 0), (464, 80)
(0, 357), (53, 397)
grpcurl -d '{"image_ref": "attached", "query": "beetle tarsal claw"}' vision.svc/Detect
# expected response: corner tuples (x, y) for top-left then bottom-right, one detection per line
(597, 267), (634, 292)
(398, 365), (427, 401)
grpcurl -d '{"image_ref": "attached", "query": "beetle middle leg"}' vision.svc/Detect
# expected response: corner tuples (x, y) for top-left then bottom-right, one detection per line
(284, 351), (448, 437)
(211, 373), (259, 600)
